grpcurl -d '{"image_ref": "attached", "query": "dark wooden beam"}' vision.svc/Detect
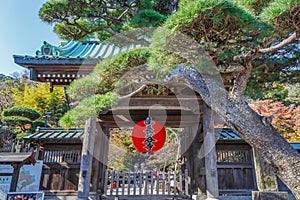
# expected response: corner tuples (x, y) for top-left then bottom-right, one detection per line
(98, 114), (202, 128)
(98, 94), (204, 127)
(10, 164), (21, 192)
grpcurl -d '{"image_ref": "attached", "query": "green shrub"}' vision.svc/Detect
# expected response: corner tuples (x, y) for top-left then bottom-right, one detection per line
(2, 106), (41, 121)
(1, 116), (32, 125)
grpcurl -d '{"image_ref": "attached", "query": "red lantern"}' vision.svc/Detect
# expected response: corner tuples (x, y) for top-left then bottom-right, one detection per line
(132, 117), (166, 153)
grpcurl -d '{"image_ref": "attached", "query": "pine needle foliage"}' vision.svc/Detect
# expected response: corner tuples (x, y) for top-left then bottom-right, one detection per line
(260, 0), (300, 34)
(67, 48), (151, 101)
(166, 0), (269, 45)
(59, 92), (119, 128)
(1, 116), (33, 126)
(148, 0), (273, 73)
(60, 48), (151, 127)
(230, 0), (274, 15)
(2, 106), (41, 121)
(130, 9), (167, 28)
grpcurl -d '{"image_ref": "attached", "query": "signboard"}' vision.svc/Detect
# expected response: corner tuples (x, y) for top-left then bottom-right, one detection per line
(132, 117), (166, 153)
(16, 160), (43, 192)
(6, 191), (44, 200)
(0, 165), (14, 174)
(0, 176), (12, 199)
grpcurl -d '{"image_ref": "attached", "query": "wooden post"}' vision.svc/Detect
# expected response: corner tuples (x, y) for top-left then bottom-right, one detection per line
(10, 164), (21, 192)
(184, 125), (205, 195)
(20, 140), (25, 152)
(34, 145), (40, 160)
(98, 126), (110, 195)
(203, 104), (219, 200)
(79, 123), (110, 195)
(91, 122), (105, 192)
(78, 118), (97, 200)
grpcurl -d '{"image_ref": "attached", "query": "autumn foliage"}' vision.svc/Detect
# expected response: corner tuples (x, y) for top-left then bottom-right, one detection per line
(250, 100), (300, 142)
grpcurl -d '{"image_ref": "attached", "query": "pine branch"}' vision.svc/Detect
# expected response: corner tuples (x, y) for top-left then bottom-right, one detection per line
(105, 28), (150, 46)
(259, 32), (297, 54)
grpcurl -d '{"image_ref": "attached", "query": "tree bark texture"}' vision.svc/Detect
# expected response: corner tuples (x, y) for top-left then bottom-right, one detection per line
(178, 67), (300, 199)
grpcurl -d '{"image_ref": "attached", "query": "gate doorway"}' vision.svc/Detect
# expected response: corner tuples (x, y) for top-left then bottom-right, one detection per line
(216, 144), (256, 195)
(78, 84), (221, 200)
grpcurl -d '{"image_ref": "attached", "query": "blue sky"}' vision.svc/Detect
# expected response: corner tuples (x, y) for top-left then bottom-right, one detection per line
(0, 0), (60, 76)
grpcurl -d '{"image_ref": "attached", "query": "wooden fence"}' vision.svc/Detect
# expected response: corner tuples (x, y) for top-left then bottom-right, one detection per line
(104, 170), (189, 197)
(43, 150), (81, 163)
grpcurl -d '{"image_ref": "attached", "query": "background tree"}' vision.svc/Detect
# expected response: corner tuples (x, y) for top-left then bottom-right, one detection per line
(44, 0), (300, 197)
(250, 100), (300, 141)
(12, 82), (68, 127)
(0, 74), (20, 113)
(108, 128), (179, 172)
(0, 72), (68, 127)
(0, 127), (17, 152)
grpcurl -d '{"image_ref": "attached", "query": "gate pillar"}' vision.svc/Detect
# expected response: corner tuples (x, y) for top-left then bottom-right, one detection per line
(203, 104), (219, 199)
(182, 124), (205, 195)
(78, 118), (97, 200)
(97, 126), (110, 194)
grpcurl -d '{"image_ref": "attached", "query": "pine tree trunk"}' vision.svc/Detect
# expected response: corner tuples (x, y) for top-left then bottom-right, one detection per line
(222, 98), (300, 199)
(178, 67), (300, 199)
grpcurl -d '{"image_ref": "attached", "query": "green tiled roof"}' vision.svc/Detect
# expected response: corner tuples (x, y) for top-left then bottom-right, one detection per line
(290, 143), (300, 150)
(23, 127), (300, 151)
(216, 128), (242, 140)
(24, 128), (84, 142)
(15, 40), (142, 60)
(216, 128), (300, 150)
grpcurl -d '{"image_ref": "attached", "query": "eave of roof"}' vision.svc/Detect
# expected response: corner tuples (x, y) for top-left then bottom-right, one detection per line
(0, 152), (36, 165)
(216, 128), (300, 150)
(23, 127), (300, 151)
(13, 55), (100, 66)
(24, 128), (84, 142)
(290, 143), (300, 150)
(216, 128), (241, 140)
(13, 40), (143, 65)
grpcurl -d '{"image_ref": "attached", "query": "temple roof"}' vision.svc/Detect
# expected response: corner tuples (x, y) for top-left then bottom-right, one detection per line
(24, 127), (84, 143)
(15, 40), (142, 60)
(13, 40), (142, 85)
